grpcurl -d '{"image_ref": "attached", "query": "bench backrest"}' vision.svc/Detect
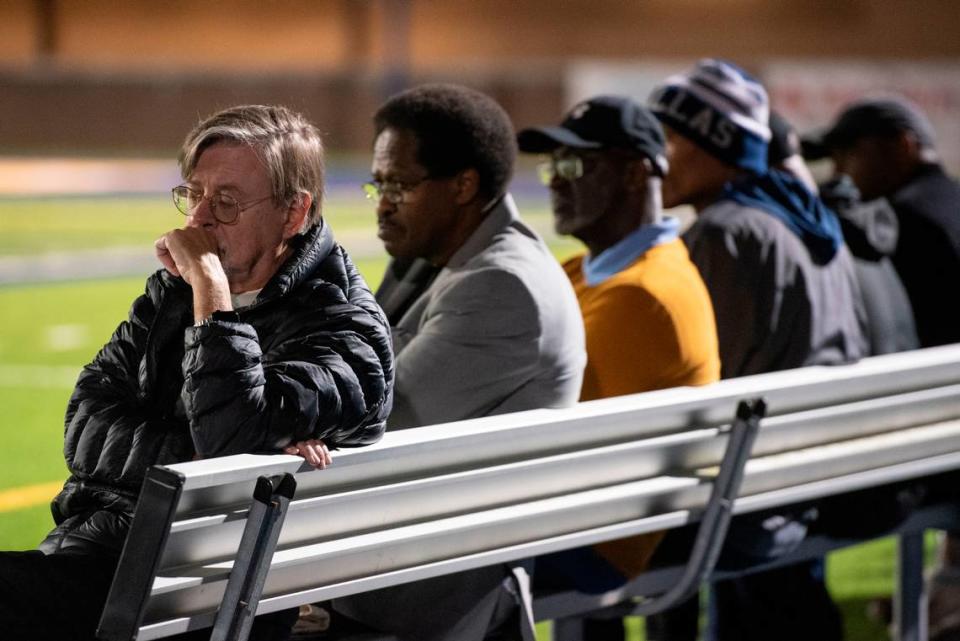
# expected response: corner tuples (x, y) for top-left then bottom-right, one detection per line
(99, 345), (960, 640)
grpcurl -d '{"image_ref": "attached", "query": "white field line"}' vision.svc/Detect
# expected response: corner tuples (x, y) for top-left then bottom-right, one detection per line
(0, 364), (81, 389)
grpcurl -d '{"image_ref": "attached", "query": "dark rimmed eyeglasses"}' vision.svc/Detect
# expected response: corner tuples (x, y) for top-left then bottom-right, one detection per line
(361, 176), (431, 205)
(171, 185), (273, 225)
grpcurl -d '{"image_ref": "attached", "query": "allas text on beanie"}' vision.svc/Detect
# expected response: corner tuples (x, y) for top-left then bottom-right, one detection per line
(649, 59), (771, 174)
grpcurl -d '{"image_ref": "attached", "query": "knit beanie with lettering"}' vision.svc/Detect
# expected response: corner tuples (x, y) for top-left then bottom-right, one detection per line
(649, 59), (771, 174)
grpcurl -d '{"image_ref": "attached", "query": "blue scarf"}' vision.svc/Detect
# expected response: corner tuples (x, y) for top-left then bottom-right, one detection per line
(582, 217), (680, 286)
(722, 169), (843, 262)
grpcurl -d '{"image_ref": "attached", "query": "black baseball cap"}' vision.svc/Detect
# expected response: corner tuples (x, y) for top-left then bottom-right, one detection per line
(517, 95), (669, 175)
(801, 96), (936, 161)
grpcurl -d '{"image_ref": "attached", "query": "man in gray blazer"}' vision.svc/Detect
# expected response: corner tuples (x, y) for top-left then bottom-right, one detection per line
(368, 83), (586, 430)
(327, 84), (585, 640)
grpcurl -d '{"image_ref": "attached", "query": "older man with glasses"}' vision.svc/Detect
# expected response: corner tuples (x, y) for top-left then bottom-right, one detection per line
(321, 83), (585, 641)
(0, 104), (394, 641)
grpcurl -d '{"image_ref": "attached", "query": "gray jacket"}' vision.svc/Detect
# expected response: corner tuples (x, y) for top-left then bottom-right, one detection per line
(332, 195), (585, 641)
(684, 200), (868, 378)
(386, 193), (585, 429)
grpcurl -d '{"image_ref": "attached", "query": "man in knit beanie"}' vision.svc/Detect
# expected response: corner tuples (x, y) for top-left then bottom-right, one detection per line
(649, 59), (866, 378)
(646, 59), (868, 641)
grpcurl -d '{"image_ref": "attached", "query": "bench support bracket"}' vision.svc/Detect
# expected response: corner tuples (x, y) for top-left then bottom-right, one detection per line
(210, 473), (297, 641)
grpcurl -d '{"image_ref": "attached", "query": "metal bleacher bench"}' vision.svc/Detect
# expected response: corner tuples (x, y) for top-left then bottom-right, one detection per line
(96, 345), (960, 641)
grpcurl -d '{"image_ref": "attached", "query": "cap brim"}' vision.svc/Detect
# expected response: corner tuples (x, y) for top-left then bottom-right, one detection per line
(517, 126), (602, 153)
(800, 129), (832, 161)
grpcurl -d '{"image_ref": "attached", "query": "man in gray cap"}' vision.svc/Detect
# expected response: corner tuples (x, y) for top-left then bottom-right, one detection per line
(804, 95), (960, 349)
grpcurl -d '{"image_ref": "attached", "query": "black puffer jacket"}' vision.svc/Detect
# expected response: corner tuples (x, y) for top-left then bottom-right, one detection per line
(42, 222), (393, 555)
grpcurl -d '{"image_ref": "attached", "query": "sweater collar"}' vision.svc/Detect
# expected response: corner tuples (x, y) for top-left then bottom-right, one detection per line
(582, 216), (680, 286)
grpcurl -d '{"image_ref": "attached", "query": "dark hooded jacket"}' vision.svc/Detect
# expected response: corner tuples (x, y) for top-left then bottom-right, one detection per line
(820, 175), (919, 355)
(683, 169), (868, 379)
(887, 163), (960, 348)
(41, 222), (393, 555)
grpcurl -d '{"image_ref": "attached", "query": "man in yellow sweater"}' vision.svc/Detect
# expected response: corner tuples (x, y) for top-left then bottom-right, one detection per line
(518, 96), (720, 640)
(519, 96), (719, 402)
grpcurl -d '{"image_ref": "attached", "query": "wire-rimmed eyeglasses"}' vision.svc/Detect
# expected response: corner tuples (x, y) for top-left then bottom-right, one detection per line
(171, 185), (273, 225)
(537, 156), (584, 186)
(361, 175), (431, 205)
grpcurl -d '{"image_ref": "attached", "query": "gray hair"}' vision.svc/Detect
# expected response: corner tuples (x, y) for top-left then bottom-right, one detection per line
(179, 105), (325, 230)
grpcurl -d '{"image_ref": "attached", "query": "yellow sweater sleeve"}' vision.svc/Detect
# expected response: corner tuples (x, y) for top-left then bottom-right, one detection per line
(564, 243), (721, 579)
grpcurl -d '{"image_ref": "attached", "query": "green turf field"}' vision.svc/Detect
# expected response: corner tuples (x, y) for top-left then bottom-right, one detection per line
(0, 193), (392, 255)
(0, 195), (928, 640)
(0, 192), (575, 256)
